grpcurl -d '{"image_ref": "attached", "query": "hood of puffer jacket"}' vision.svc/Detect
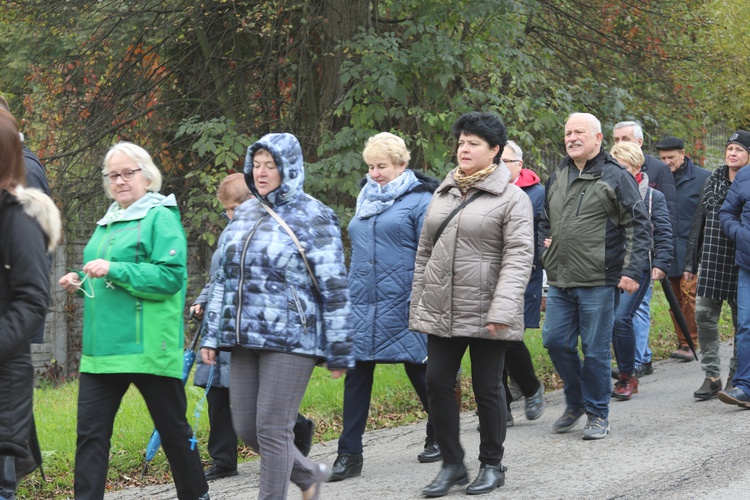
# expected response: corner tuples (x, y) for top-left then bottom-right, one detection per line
(244, 133), (305, 206)
(13, 186), (61, 252)
(514, 168), (540, 188)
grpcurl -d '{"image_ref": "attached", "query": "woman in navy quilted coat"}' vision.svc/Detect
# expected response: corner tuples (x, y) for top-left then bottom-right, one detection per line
(330, 133), (440, 482)
(201, 133), (353, 500)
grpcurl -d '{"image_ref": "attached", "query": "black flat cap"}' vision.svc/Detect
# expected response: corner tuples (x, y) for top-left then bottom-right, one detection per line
(655, 136), (684, 150)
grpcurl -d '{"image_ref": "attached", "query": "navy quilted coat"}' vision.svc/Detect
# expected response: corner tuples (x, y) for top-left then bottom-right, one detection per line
(201, 133), (354, 370)
(348, 173), (438, 363)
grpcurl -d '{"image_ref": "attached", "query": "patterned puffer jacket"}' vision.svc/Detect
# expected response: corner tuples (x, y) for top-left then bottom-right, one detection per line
(201, 133), (354, 370)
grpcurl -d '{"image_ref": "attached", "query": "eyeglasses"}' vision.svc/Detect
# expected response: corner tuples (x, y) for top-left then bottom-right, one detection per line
(501, 159), (520, 164)
(104, 168), (142, 183)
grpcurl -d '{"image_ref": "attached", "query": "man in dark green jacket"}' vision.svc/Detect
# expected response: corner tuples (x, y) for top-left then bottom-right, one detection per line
(539, 112), (651, 440)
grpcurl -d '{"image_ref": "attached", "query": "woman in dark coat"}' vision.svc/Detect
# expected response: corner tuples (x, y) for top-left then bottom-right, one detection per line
(331, 132), (440, 482)
(0, 109), (60, 500)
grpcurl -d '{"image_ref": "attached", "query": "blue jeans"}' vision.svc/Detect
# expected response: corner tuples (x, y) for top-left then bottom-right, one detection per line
(613, 272), (651, 374)
(542, 285), (616, 419)
(734, 267), (750, 395)
(633, 282), (653, 367)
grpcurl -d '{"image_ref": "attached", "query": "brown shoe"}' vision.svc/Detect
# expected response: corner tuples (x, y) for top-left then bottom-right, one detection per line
(613, 373), (638, 401)
(670, 346), (693, 361)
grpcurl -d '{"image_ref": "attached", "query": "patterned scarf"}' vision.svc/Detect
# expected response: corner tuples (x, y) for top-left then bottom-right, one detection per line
(454, 163), (497, 193)
(355, 169), (419, 219)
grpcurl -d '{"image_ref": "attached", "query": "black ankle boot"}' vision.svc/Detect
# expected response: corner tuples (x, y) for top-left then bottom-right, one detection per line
(329, 453), (363, 482)
(417, 438), (441, 463)
(422, 463), (469, 497)
(466, 463), (506, 495)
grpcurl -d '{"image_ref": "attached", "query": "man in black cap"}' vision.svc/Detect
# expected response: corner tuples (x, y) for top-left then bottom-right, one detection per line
(683, 131), (750, 399)
(656, 136), (710, 361)
(613, 121), (678, 378)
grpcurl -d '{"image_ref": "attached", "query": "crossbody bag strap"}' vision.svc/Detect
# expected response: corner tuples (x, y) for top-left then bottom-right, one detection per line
(260, 203), (321, 293)
(432, 191), (484, 246)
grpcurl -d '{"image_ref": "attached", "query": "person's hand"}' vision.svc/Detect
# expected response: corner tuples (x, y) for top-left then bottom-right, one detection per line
(543, 238), (552, 248)
(200, 347), (216, 365)
(486, 323), (509, 337)
(683, 271), (696, 282)
(652, 267), (667, 281)
(618, 276), (639, 294)
(82, 259), (110, 278)
(190, 304), (204, 320)
(330, 369), (346, 379)
(59, 272), (82, 293)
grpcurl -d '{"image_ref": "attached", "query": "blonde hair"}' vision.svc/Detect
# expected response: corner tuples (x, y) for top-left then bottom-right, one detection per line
(102, 142), (162, 197)
(610, 142), (644, 171)
(362, 132), (411, 166)
(217, 172), (252, 206)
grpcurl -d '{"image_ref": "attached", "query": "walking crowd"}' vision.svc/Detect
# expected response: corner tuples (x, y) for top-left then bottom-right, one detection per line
(2, 101), (750, 500)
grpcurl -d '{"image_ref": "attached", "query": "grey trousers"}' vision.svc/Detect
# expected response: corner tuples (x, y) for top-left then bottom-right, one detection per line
(696, 296), (738, 379)
(230, 347), (318, 500)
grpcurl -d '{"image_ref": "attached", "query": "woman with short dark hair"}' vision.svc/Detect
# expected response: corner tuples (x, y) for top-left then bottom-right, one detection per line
(410, 112), (534, 497)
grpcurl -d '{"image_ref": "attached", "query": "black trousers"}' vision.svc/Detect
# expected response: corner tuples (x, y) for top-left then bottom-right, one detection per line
(206, 387), (238, 470)
(338, 360), (432, 454)
(74, 373), (208, 500)
(426, 336), (507, 466)
(503, 340), (541, 410)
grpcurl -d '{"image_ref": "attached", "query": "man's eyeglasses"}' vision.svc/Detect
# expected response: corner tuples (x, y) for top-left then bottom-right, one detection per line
(501, 159), (520, 164)
(104, 168), (142, 183)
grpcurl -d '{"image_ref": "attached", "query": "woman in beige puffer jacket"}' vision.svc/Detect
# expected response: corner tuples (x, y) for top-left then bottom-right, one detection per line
(409, 112), (534, 498)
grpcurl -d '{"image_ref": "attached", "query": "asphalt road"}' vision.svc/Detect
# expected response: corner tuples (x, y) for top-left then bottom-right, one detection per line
(105, 341), (748, 499)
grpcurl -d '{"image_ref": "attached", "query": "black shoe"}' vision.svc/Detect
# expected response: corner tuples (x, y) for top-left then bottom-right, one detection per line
(198, 493), (210, 500)
(635, 362), (654, 377)
(611, 366), (620, 379)
(717, 387), (750, 408)
(466, 463), (506, 495)
(422, 463), (469, 497)
(329, 453), (363, 482)
(418, 439), (442, 463)
(693, 377), (721, 400)
(204, 464), (238, 481)
(525, 383), (545, 421)
(293, 414), (315, 457)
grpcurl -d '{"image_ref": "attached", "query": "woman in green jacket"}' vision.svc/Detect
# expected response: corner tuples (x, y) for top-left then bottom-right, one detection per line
(59, 142), (209, 500)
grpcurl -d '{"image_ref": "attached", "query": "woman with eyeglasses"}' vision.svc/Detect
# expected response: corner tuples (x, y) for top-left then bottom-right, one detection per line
(59, 142), (210, 500)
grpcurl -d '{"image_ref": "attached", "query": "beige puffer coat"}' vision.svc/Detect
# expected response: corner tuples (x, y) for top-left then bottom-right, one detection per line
(409, 164), (534, 341)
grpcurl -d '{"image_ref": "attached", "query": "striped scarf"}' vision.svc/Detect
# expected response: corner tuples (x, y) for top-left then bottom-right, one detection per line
(453, 164), (497, 193)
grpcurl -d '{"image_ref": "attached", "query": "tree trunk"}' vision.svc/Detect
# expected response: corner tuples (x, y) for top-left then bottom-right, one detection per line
(297, 0), (370, 157)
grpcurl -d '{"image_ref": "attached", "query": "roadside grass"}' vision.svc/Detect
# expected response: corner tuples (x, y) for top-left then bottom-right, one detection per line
(19, 281), (736, 498)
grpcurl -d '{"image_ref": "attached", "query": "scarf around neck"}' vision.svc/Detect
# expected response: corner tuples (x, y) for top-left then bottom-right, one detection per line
(454, 163), (497, 193)
(355, 169), (419, 219)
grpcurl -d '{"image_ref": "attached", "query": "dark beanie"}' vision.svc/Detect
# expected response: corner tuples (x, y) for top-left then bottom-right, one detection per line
(727, 130), (750, 154)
